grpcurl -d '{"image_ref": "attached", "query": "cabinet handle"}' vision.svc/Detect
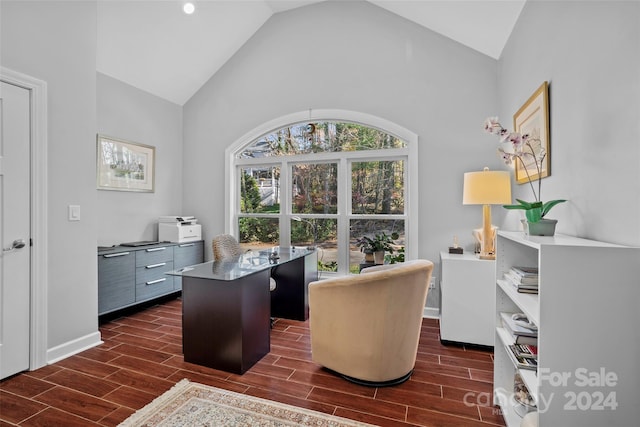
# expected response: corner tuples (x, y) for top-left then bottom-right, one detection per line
(179, 243), (195, 247)
(103, 252), (130, 258)
(146, 278), (167, 285)
(145, 262), (166, 269)
(146, 247), (166, 252)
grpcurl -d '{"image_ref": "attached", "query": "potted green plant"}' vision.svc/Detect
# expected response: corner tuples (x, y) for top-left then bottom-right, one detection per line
(385, 246), (405, 264)
(484, 117), (566, 236)
(356, 237), (375, 263)
(356, 232), (399, 264)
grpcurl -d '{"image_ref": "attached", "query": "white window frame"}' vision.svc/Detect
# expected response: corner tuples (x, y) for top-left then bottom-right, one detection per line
(225, 109), (418, 276)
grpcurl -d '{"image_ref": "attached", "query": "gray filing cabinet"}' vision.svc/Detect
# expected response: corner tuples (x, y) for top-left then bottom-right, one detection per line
(98, 241), (203, 315)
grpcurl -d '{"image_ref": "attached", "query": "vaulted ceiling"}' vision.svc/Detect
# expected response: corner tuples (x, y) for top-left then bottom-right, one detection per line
(96, 1), (525, 105)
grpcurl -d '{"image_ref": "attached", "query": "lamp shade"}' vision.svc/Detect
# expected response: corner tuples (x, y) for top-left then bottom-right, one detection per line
(463, 168), (512, 205)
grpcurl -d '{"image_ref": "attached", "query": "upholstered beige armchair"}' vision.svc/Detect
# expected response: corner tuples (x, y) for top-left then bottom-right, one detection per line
(309, 259), (433, 386)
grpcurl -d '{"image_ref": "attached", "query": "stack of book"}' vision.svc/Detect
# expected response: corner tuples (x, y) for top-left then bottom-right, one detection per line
(506, 314), (538, 370)
(507, 344), (538, 370)
(504, 266), (539, 294)
(500, 312), (538, 346)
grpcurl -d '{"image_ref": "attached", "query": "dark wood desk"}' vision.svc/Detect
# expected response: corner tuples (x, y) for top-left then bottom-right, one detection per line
(171, 248), (317, 374)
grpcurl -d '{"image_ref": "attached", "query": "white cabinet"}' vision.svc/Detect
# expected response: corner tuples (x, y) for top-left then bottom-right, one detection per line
(493, 231), (640, 427)
(440, 252), (495, 346)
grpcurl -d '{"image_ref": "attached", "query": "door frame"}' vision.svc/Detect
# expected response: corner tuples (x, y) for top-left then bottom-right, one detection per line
(1, 67), (48, 371)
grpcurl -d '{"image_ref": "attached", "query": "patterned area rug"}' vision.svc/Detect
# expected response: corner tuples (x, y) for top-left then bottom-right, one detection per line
(119, 379), (376, 426)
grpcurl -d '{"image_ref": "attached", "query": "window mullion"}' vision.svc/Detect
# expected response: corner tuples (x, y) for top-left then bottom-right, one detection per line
(279, 159), (292, 248)
(337, 157), (350, 275)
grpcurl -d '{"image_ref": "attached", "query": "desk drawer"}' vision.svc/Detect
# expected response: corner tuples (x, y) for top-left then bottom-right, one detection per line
(174, 242), (204, 268)
(98, 251), (135, 314)
(135, 246), (173, 267)
(136, 261), (174, 301)
(174, 242), (204, 291)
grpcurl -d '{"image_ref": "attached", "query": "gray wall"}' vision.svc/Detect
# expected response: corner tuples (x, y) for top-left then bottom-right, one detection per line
(1, 1), (99, 349)
(2, 0), (637, 358)
(183, 1), (502, 310)
(498, 0), (640, 246)
(97, 73), (184, 246)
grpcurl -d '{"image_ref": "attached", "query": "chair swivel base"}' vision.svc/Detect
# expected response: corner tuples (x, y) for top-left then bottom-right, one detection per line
(340, 370), (413, 387)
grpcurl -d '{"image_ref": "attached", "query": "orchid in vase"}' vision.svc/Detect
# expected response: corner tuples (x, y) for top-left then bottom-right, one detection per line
(483, 117), (566, 223)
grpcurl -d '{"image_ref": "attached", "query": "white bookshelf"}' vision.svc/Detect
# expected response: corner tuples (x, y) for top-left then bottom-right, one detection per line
(493, 231), (640, 427)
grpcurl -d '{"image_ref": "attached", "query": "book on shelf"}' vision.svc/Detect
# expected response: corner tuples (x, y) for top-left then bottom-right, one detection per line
(500, 312), (537, 337)
(504, 271), (539, 294)
(499, 312), (538, 345)
(511, 266), (539, 278)
(505, 270), (539, 286)
(511, 343), (538, 360)
(507, 345), (538, 370)
(513, 334), (537, 346)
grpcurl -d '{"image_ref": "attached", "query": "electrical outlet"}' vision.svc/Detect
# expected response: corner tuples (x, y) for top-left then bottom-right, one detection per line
(429, 277), (436, 289)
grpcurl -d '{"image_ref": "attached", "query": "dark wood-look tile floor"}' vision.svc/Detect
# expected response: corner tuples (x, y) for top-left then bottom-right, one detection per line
(1, 298), (505, 426)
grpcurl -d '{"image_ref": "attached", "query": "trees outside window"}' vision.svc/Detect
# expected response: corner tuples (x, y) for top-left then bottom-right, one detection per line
(231, 115), (416, 275)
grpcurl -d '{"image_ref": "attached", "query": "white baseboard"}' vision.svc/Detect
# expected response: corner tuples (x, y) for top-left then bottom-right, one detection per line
(423, 307), (440, 319)
(46, 331), (103, 365)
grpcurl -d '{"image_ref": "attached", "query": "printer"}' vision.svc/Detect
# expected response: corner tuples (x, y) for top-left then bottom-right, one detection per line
(158, 216), (202, 243)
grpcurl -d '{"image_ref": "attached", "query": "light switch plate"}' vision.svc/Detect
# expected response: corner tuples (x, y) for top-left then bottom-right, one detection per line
(68, 205), (80, 221)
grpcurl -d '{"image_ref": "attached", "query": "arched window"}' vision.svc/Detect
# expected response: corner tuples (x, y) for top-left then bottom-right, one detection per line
(226, 110), (418, 275)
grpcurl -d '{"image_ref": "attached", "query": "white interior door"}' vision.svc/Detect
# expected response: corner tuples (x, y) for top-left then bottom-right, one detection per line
(0, 81), (31, 379)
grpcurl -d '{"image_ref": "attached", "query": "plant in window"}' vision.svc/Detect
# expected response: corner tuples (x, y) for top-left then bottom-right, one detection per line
(356, 232), (399, 264)
(385, 246), (405, 264)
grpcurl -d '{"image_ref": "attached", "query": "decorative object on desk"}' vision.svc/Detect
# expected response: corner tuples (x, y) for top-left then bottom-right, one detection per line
(356, 231), (399, 265)
(463, 167), (512, 260)
(212, 234), (276, 291)
(212, 233), (244, 260)
(483, 83), (566, 236)
(96, 134), (155, 192)
(120, 379), (376, 427)
(448, 235), (463, 254)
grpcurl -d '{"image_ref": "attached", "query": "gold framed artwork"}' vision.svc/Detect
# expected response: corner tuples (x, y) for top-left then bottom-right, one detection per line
(96, 135), (155, 192)
(513, 81), (550, 184)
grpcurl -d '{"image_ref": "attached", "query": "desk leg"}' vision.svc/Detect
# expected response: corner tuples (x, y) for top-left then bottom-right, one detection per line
(182, 270), (270, 374)
(270, 252), (317, 321)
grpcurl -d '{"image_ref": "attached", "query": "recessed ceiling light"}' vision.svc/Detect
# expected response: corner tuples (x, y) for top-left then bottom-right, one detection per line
(183, 2), (195, 15)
